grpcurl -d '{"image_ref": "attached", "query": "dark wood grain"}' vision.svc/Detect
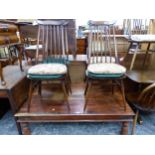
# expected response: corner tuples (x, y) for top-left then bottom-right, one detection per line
(126, 70), (155, 84)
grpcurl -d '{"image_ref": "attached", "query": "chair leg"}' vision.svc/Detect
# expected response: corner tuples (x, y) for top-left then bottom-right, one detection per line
(84, 79), (92, 111)
(131, 110), (139, 135)
(38, 80), (42, 96)
(112, 80), (114, 95)
(65, 82), (69, 95)
(62, 81), (70, 111)
(27, 80), (33, 112)
(84, 78), (91, 96)
(120, 79), (126, 111)
(67, 72), (72, 94)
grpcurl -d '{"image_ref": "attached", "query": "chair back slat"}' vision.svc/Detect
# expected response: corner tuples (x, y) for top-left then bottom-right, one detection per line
(35, 20), (69, 64)
(35, 26), (40, 63)
(64, 26), (69, 60)
(123, 19), (149, 35)
(87, 20), (118, 64)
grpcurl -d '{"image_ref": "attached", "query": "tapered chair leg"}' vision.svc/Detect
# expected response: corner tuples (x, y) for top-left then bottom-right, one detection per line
(84, 78), (91, 96)
(84, 80), (92, 111)
(131, 110), (139, 135)
(120, 79), (126, 111)
(67, 72), (72, 94)
(112, 80), (114, 95)
(27, 80), (33, 112)
(38, 80), (42, 97)
(62, 81), (70, 111)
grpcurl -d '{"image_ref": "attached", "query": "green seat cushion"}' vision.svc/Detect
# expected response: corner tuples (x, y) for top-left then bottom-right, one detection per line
(87, 71), (124, 79)
(43, 57), (70, 64)
(27, 73), (65, 80)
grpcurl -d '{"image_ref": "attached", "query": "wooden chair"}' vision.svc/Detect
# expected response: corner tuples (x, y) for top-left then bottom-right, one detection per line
(123, 19), (150, 70)
(27, 20), (71, 112)
(126, 83), (155, 134)
(124, 19), (148, 54)
(84, 20), (127, 111)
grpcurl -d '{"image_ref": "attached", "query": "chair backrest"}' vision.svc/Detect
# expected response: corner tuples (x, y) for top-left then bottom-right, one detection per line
(123, 19), (148, 36)
(35, 20), (69, 64)
(87, 20), (118, 64)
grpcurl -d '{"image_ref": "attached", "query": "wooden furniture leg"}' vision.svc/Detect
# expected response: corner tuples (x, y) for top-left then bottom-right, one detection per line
(84, 79), (91, 96)
(15, 118), (22, 135)
(27, 80), (33, 112)
(129, 43), (139, 70)
(67, 73), (72, 94)
(121, 122), (129, 135)
(131, 110), (139, 135)
(20, 122), (31, 135)
(120, 79), (127, 111)
(62, 81), (70, 111)
(84, 80), (92, 111)
(38, 81), (42, 96)
(0, 62), (6, 85)
(16, 45), (24, 72)
(142, 43), (151, 68)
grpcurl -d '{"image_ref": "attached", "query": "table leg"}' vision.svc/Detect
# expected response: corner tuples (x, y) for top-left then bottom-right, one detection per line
(129, 43), (139, 70)
(121, 122), (129, 135)
(15, 120), (22, 135)
(0, 61), (6, 85)
(143, 43), (151, 68)
(20, 122), (31, 135)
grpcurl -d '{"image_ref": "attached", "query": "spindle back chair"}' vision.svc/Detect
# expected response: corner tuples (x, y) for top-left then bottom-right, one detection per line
(27, 20), (71, 112)
(84, 20), (127, 111)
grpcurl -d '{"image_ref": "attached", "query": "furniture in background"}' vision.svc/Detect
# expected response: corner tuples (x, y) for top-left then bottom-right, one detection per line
(123, 19), (155, 70)
(126, 35), (155, 70)
(126, 82), (155, 134)
(0, 65), (29, 134)
(0, 22), (23, 86)
(76, 37), (87, 54)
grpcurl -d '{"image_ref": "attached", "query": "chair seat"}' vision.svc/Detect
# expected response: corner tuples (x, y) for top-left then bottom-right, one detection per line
(87, 63), (126, 77)
(27, 63), (67, 79)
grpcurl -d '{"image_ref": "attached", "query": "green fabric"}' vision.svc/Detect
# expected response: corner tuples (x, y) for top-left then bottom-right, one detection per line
(27, 74), (65, 80)
(43, 57), (69, 64)
(87, 71), (124, 78)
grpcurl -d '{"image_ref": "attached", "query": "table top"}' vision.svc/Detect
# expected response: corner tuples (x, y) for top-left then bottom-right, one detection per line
(0, 65), (29, 90)
(125, 34), (155, 43)
(126, 70), (155, 83)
